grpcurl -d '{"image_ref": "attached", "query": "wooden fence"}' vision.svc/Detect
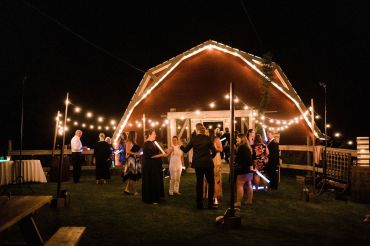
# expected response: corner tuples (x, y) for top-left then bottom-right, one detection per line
(8, 145), (358, 188)
(279, 145), (357, 189)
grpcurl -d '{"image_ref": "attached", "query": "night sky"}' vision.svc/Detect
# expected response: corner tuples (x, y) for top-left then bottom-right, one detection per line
(1, 0), (369, 155)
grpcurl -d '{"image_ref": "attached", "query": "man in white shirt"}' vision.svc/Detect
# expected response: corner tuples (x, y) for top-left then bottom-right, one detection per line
(71, 129), (84, 183)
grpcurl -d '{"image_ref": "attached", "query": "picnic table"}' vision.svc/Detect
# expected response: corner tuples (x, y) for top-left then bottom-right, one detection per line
(0, 195), (52, 245)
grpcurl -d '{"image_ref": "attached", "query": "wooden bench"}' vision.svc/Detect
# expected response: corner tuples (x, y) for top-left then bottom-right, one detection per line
(45, 226), (86, 246)
(0, 196), (53, 245)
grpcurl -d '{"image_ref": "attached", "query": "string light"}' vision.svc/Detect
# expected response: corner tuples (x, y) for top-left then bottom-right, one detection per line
(112, 41), (326, 143)
(109, 40), (349, 143)
(56, 103), (117, 132)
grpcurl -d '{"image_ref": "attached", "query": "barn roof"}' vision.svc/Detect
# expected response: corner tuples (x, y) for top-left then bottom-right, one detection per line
(113, 40), (323, 144)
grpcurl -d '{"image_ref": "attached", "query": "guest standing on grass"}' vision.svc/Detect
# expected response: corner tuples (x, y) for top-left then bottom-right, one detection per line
(221, 127), (230, 163)
(234, 133), (254, 207)
(70, 129), (86, 183)
(142, 129), (167, 204)
(203, 128), (223, 204)
(114, 133), (127, 166)
(105, 137), (114, 166)
(213, 131), (223, 205)
(180, 123), (217, 210)
(252, 134), (269, 190)
(123, 131), (141, 196)
(266, 130), (280, 190)
(94, 133), (112, 184)
(166, 136), (184, 196)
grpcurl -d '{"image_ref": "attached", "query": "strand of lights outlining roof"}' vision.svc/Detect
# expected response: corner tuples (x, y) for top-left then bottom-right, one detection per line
(113, 41), (320, 143)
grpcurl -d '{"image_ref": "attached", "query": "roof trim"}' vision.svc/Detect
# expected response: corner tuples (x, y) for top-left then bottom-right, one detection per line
(113, 40), (322, 143)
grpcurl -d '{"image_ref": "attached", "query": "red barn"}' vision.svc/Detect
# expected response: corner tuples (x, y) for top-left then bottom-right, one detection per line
(112, 40), (322, 146)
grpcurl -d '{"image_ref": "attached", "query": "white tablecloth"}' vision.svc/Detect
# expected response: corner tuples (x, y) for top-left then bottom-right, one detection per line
(0, 161), (14, 185)
(13, 160), (47, 183)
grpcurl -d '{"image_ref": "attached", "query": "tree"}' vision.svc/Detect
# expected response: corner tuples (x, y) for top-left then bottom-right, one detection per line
(256, 52), (273, 135)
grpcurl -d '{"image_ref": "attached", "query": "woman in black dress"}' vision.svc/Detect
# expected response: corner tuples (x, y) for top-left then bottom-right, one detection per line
(141, 129), (167, 204)
(94, 133), (113, 184)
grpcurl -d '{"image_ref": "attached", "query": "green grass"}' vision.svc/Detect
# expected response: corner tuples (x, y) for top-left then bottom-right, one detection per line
(1, 171), (370, 246)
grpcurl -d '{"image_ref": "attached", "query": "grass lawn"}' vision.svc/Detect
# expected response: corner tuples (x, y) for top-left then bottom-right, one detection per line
(1, 170), (370, 246)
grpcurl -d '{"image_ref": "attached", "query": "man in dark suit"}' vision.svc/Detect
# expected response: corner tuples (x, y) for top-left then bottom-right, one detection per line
(180, 123), (217, 209)
(266, 130), (280, 190)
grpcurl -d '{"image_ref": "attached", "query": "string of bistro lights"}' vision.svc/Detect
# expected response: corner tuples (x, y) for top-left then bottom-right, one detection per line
(125, 92), (310, 132)
(57, 95), (352, 146)
(55, 100), (118, 136)
(122, 92), (352, 145)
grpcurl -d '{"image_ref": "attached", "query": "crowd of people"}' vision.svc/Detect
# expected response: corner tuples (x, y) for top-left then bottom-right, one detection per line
(69, 123), (280, 209)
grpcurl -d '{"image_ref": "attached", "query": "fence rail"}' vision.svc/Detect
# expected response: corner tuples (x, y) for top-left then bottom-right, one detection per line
(279, 145), (357, 188)
(8, 145), (358, 187)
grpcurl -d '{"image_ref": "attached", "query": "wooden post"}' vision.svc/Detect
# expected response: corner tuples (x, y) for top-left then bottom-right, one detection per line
(57, 93), (69, 199)
(52, 110), (60, 157)
(7, 140), (13, 160)
(310, 99), (316, 194)
(142, 114), (146, 142)
(8, 139), (12, 152)
(306, 136), (311, 166)
(221, 81), (241, 228)
(229, 82), (236, 210)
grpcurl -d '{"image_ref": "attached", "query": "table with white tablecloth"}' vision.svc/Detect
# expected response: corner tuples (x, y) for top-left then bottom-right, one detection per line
(0, 160), (47, 185)
(13, 160), (47, 183)
(0, 161), (14, 185)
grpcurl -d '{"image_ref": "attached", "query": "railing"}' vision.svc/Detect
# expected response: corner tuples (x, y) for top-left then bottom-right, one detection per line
(8, 149), (95, 165)
(279, 145), (357, 188)
(8, 145), (358, 187)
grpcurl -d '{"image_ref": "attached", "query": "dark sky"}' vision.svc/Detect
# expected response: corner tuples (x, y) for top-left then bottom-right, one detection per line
(1, 0), (369, 154)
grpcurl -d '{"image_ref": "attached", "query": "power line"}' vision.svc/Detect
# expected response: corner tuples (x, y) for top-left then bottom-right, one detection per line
(23, 1), (145, 73)
(239, 0), (265, 52)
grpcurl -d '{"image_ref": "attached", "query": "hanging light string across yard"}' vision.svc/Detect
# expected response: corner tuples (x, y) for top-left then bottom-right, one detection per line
(55, 100), (118, 135)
